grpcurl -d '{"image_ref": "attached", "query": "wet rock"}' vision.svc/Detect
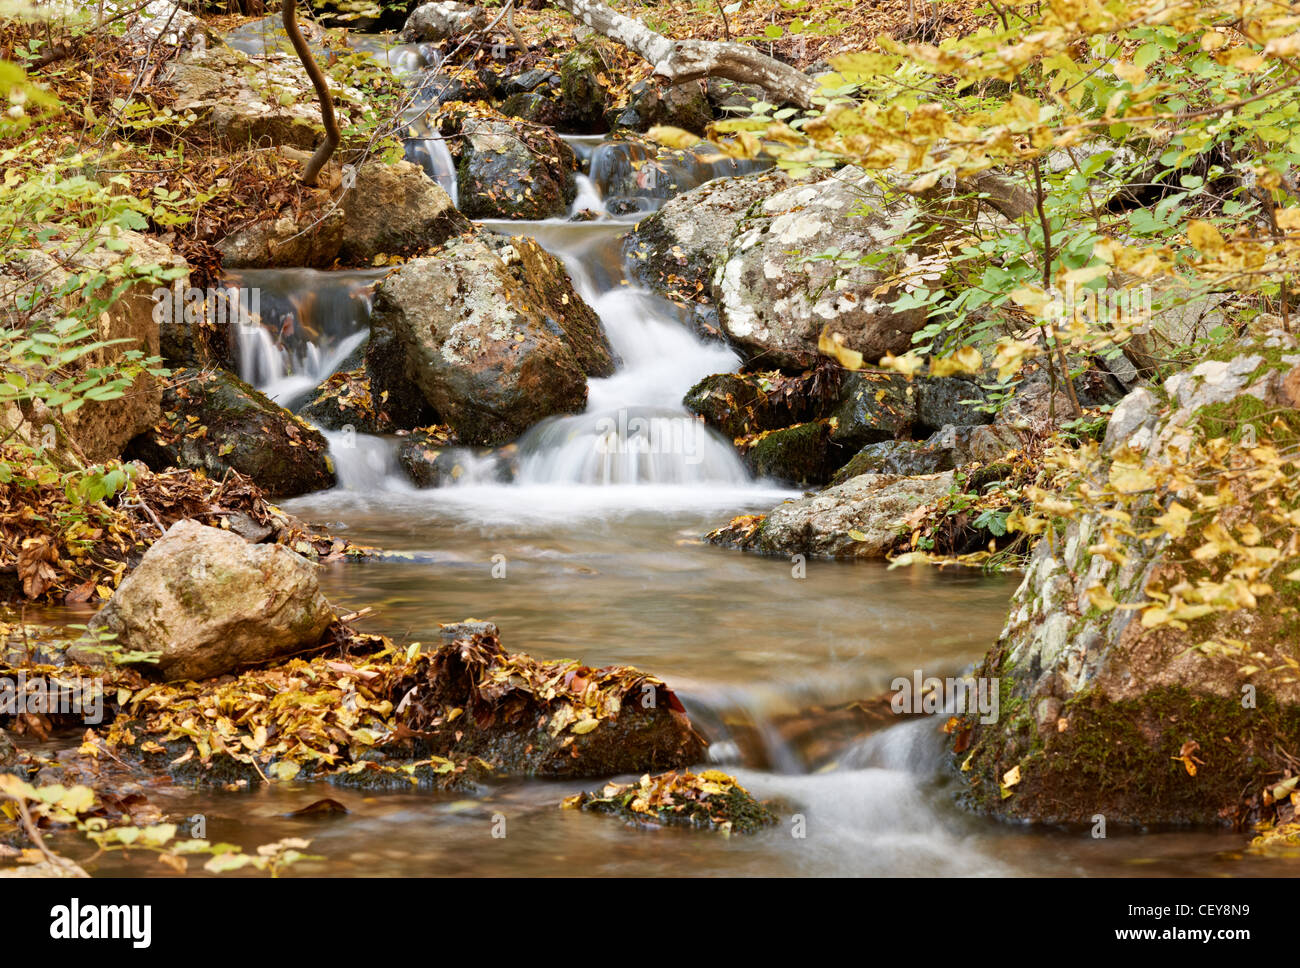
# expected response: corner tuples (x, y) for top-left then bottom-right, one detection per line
(125, 368), (336, 498)
(368, 232), (594, 445)
(509, 236), (616, 377)
(915, 376), (994, 433)
(706, 77), (768, 116)
(829, 371), (918, 451)
(88, 520), (334, 682)
(457, 118), (577, 220)
(0, 229), (172, 462)
(959, 339), (1300, 825)
(611, 79), (712, 134)
(297, 368), (397, 435)
(363, 320), (441, 431)
(623, 170), (792, 310)
(828, 438), (955, 486)
(683, 368), (838, 440)
(401, 2), (487, 42)
(217, 158), (469, 269)
(398, 436), (518, 488)
(707, 471), (955, 558)
(392, 625), (707, 776)
(589, 135), (767, 217)
(566, 770), (777, 833)
(714, 167), (943, 372)
(501, 45), (611, 133)
(738, 421), (833, 487)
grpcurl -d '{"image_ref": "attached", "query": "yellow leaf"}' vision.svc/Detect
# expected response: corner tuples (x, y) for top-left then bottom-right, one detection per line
(1086, 584), (1118, 612)
(929, 346), (983, 377)
(818, 327), (864, 370)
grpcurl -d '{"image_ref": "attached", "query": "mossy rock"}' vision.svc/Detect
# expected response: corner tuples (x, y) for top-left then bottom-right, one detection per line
(566, 770), (778, 834)
(125, 368), (335, 498)
(739, 421), (833, 486)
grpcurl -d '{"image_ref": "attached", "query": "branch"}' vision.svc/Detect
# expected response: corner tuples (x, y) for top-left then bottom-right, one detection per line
(550, 0), (817, 108)
(283, 0), (340, 187)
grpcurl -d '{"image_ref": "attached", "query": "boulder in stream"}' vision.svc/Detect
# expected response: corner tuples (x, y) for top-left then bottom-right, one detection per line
(708, 471), (956, 557)
(713, 167), (944, 372)
(565, 770), (777, 833)
(89, 520), (334, 682)
(737, 421), (834, 487)
(456, 118), (577, 220)
(368, 232), (604, 445)
(125, 368), (336, 498)
(401, 2), (487, 42)
(958, 338), (1300, 825)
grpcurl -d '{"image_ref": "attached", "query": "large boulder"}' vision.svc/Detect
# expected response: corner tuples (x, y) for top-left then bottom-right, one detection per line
(217, 158), (469, 269)
(713, 167), (942, 371)
(167, 45), (366, 152)
(457, 119), (577, 220)
(683, 368), (838, 440)
(830, 371), (918, 451)
(957, 339), (1300, 826)
(0, 229), (175, 462)
(707, 471), (955, 557)
(367, 232), (602, 445)
(401, 2), (487, 42)
(125, 368), (336, 498)
(623, 170), (792, 314)
(88, 520), (333, 682)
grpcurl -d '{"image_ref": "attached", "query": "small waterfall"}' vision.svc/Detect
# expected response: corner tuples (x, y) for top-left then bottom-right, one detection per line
(225, 268), (383, 410)
(400, 59), (461, 204)
(321, 430), (411, 493)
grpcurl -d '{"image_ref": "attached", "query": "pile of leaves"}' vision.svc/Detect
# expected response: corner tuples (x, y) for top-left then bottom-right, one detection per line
(0, 456), (359, 604)
(564, 769), (777, 834)
(86, 622), (703, 787)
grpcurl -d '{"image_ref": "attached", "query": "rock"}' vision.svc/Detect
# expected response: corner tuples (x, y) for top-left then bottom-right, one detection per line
(363, 321), (441, 431)
(829, 371), (917, 451)
(117, 0), (214, 53)
(125, 368), (336, 498)
(217, 158), (469, 269)
(568, 770), (777, 833)
(714, 167), (942, 371)
(401, 2), (487, 42)
(958, 340), (1300, 825)
(611, 79), (712, 134)
(457, 118), (577, 220)
(706, 77), (767, 115)
(297, 368), (397, 435)
(683, 368), (839, 440)
(828, 438), (954, 486)
(623, 170), (792, 309)
(367, 232), (595, 445)
(588, 135), (768, 217)
(738, 421), (833, 487)
(509, 236), (616, 377)
(707, 471), (955, 558)
(88, 520), (333, 682)
(167, 45), (366, 152)
(500, 45), (610, 133)
(396, 625), (707, 777)
(399, 437), (518, 488)
(0, 728), (15, 768)
(915, 376), (994, 433)
(0, 229), (173, 462)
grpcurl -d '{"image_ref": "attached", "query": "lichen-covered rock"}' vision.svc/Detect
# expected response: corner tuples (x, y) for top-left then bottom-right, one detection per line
(88, 520), (334, 682)
(738, 421), (833, 486)
(125, 368), (336, 498)
(707, 471), (955, 557)
(958, 339), (1300, 826)
(401, 2), (487, 42)
(0, 229), (174, 462)
(367, 232), (596, 445)
(457, 118), (577, 220)
(217, 158), (469, 269)
(624, 170), (792, 310)
(713, 167), (943, 371)
(566, 770), (777, 834)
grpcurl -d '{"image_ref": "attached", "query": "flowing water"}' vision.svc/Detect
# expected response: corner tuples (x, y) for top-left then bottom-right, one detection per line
(39, 120), (1288, 876)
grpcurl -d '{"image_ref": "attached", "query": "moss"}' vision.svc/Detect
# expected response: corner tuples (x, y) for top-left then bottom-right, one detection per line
(1193, 393), (1300, 443)
(740, 421), (833, 486)
(961, 685), (1300, 826)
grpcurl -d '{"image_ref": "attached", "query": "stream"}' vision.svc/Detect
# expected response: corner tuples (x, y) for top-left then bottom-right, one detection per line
(48, 82), (1285, 874)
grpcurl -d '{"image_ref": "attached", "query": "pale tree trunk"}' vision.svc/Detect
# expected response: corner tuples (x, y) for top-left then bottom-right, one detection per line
(551, 0), (818, 108)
